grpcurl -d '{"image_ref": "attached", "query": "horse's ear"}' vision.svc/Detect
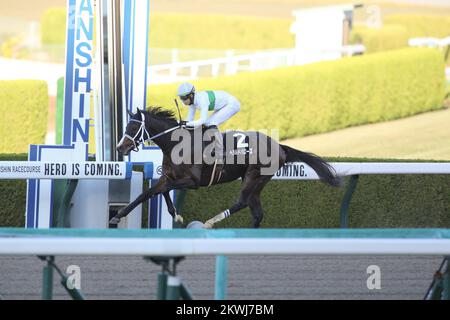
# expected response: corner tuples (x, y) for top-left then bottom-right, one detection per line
(136, 108), (142, 114)
(127, 110), (133, 117)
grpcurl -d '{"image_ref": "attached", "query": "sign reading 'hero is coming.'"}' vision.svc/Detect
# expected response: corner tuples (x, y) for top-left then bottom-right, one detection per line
(1, 162), (132, 180)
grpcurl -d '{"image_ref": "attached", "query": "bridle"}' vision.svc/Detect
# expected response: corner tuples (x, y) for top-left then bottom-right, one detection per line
(119, 111), (150, 152)
(119, 111), (181, 152)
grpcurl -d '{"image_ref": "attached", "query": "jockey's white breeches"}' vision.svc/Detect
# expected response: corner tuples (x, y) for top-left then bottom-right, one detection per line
(205, 99), (240, 127)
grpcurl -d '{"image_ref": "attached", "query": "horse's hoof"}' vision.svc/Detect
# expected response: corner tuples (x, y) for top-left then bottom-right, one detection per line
(174, 214), (184, 224)
(109, 217), (120, 225)
(186, 221), (205, 229)
(203, 221), (214, 229)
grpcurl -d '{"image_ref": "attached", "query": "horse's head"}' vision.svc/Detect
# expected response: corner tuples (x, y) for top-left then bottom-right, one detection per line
(116, 109), (150, 155)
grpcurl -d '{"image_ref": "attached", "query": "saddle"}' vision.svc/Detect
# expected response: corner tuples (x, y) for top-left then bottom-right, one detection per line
(186, 126), (250, 186)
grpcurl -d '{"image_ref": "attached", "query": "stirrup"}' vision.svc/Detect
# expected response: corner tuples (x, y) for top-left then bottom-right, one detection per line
(207, 159), (223, 187)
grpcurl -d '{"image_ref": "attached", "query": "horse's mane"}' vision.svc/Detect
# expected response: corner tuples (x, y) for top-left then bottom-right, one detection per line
(145, 106), (178, 124)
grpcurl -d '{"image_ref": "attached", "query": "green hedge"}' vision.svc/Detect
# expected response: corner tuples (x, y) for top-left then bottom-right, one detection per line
(1, 154), (449, 228)
(40, 9), (293, 50)
(181, 173), (450, 228)
(0, 80), (49, 153)
(180, 157), (450, 228)
(148, 48), (446, 140)
(0, 154), (27, 227)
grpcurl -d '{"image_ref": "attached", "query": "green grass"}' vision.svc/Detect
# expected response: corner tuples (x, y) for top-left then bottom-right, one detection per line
(35, 7), (450, 66)
(149, 13), (293, 50)
(282, 107), (450, 160)
(39, 5), (450, 49)
(40, 9), (294, 49)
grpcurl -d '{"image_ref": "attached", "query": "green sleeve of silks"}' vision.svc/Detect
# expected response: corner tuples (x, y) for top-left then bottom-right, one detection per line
(206, 91), (216, 111)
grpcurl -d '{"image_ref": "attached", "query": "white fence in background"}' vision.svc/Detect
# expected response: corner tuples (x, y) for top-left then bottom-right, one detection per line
(0, 57), (64, 95)
(4, 33), (450, 90)
(0, 45), (366, 90)
(147, 45), (366, 84)
(409, 36), (450, 48)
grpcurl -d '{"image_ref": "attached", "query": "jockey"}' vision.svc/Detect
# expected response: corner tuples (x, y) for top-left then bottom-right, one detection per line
(177, 82), (240, 128)
(177, 82), (240, 175)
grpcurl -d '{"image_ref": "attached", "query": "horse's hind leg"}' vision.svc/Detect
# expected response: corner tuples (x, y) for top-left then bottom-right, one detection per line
(248, 195), (263, 228)
(204, 169), (271, 228)
(203, 186), (251, 228)
(248, 176), (272, 228)
(203, 172), (257, 228)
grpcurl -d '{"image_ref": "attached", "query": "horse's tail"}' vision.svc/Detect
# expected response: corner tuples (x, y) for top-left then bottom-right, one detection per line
(281, 145), (343, 187)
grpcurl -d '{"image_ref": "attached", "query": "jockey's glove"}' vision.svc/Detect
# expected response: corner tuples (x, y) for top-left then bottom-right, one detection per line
(179, 120), (195, 130)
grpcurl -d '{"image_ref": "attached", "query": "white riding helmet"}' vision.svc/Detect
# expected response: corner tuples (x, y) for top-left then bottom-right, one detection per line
(177, 82), (195, 97)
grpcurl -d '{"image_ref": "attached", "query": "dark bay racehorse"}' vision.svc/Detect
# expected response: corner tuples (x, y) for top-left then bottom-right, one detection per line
(111, 107), (342, 228)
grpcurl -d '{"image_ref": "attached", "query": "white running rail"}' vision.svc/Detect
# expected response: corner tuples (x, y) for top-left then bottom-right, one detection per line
(147, 45), (366, 84)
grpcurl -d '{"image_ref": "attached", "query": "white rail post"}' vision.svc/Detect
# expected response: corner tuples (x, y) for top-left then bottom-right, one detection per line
(225, 50), (236, 75)
(170, 48), (178, 79)
(190, 64), (199, 79)
(212, 63), (220, 77)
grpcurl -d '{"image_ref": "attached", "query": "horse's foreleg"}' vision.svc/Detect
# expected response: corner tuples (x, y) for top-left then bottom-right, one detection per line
(110, 177), (197, 225)
(163, 191), (184, 224)
(109, 177), (170, 224)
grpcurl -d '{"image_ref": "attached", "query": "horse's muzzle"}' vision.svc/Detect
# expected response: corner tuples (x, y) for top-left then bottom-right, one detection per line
(116, 137), (133, 155)
(116, 145), (128, 156)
